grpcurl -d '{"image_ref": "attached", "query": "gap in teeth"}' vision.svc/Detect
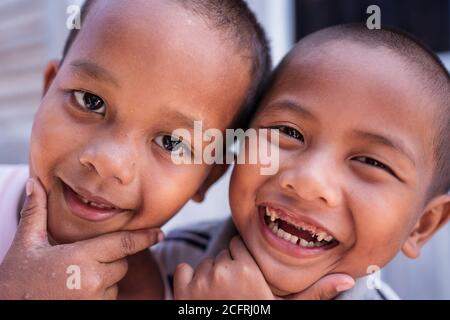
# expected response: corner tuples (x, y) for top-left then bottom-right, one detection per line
(265, 207), (334, 245)
(269, 221), (325, 247)
(77, 194), (112, 209)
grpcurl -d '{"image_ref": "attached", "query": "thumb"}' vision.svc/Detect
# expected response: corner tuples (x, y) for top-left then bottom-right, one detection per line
(16, 178), (49, 246)
(285, 274), (355, 300)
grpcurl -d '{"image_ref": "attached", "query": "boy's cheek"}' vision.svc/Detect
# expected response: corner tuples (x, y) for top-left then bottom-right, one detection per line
(335, 225), (407, 278)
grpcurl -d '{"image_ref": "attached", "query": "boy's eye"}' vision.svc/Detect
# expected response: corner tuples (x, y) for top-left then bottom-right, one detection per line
(353, 156), (395, 176)
(273, 125), (304, 143)
(154, 135), (191, 157)
(73, 91), (106, 114)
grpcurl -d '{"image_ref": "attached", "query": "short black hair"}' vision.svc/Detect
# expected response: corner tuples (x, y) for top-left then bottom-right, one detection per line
(62, 0), (272, 129)
(270, 23), (450, 197)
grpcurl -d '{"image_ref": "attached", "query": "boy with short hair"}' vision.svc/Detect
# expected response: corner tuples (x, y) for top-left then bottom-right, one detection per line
(164, 24), (450, 300)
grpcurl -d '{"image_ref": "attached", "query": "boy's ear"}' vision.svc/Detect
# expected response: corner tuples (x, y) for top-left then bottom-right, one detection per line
(192, 164), (230, 203)
(402, 194), (450, 259)
(43, 60), (61, 96)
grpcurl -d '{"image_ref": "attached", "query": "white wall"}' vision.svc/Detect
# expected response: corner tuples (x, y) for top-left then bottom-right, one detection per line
(246, 0), (295, 65)
(0, 0), (78, 164)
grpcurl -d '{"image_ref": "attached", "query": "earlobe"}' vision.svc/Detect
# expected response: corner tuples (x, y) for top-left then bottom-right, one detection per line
(401, 234), (421, 259)
(43, 60), (61, 97)
(402, 194), (450, 259)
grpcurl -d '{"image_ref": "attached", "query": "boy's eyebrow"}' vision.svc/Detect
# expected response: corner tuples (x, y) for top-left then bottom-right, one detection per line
(265, 99), (318, 122)
(69, 60), (121, 88)
(164, 110), (204, 131)
(354, 131), (416, 167)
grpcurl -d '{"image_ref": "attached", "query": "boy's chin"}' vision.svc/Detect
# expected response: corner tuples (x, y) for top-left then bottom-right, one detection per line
(268, 284), (294, 297)
(47, 219), (105, 244)
(262, 264), (331, 297)
(269, 280), (315, 297)
(48, 228), (92, 245)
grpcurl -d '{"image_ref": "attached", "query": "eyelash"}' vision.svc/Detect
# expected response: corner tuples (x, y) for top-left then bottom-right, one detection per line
(352, 156), (397, 177)
(271, 125), (305, 143)
(71, 90), (107, 115)
(154, 135), (192, 159)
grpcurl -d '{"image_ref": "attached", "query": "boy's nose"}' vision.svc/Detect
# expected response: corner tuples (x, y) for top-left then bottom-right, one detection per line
(277, 153), (342, 208)
(79, 141), (137, 186)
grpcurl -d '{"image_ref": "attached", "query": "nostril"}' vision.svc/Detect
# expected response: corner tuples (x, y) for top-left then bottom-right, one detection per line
(286, 183), (295, 191)
(80, 160), (95, 172)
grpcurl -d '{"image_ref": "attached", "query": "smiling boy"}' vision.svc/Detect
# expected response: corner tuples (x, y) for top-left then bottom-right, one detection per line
(167, 24), (450, 300)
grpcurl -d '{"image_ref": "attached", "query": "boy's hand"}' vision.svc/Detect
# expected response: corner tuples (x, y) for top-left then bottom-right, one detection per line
(0, 178), (164, 300)
(174, 236), (354, 300)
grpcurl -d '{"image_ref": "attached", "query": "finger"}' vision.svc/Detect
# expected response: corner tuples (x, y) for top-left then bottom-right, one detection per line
(16, 178), (49, 246)
(229, 236), (257, 265)
(286, 274), (355, 300)
(82, 228), (164, 263)
(214, 249), (232, 266)
(102, 258), (129, 288)
(193, 258), (214, 281)
(174, 263), (195, 299)
(103, 285), (119, 300)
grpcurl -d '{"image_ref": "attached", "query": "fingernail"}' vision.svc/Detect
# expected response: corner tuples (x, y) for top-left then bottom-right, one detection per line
(336, 281), (354, 293)
(26, 179), (34, 197)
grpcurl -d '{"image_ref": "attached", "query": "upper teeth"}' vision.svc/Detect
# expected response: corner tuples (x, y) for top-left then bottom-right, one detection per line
(78, 195), (113, 209)
(266, 207), (279, 222)
(265, 207), (335, 245)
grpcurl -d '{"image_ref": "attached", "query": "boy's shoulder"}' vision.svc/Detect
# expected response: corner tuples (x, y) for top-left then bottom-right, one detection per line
(0, 165), (28, 204)
(0, 164), (28, 263)
(0, 164), (28, 181)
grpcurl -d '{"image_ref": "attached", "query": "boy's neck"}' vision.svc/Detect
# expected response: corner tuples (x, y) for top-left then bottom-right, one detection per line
(118, 249), (165, 300)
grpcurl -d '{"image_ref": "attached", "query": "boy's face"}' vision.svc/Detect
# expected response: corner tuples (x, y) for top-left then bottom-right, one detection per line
(230, 40), (438, 295)
(30, 0), (250, 243)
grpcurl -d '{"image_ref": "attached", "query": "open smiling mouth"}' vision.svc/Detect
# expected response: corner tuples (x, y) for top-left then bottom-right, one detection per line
(61, 180), (129, 222)
(260, 206), (339, 252)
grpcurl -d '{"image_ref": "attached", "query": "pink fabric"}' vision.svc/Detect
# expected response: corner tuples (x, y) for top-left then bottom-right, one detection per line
(0, 165), (28, 263)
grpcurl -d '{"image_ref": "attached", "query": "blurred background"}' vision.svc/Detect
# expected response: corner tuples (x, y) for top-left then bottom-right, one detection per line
(0, 0), (449, 299)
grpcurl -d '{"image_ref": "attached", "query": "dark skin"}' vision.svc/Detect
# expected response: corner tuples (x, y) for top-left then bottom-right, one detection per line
(32, 0), (250, 244)
(117, 250), (164, 299)
(228, 40), (450, 295)
(15, 176), (162, 299)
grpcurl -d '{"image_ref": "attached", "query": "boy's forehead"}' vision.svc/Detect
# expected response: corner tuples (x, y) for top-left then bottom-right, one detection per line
(84, 0), (205, 42)
(70, 0), (246, 82)
(277, 40), (437, 121)
(287, 40), (408, 77)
